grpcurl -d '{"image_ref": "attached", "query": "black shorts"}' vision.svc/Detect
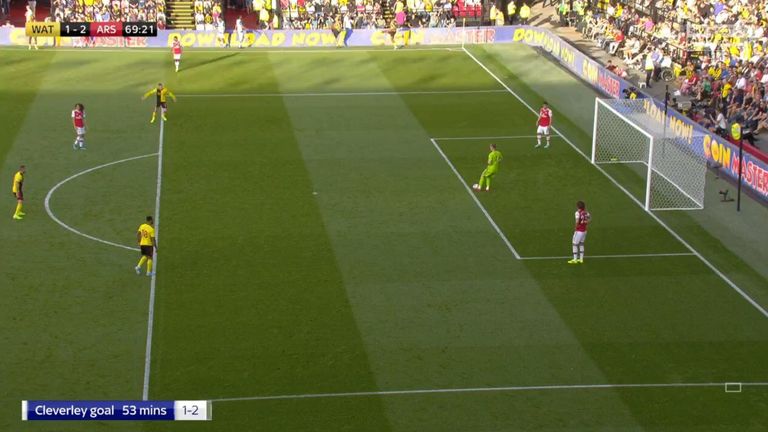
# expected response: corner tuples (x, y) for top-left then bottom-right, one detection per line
(13, 191), (22, 201)
(156, 101), (167, 109)
(140, 245), (154, 257)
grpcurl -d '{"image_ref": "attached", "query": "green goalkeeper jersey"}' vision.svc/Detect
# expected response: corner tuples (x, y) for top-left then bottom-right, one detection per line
(487, 150), (503, 173)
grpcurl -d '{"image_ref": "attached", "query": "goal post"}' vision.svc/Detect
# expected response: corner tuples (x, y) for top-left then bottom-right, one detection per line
(591, 98), (708, 211)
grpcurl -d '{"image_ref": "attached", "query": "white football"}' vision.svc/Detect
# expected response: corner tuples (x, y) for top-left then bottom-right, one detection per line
(472, 184), (479, 190)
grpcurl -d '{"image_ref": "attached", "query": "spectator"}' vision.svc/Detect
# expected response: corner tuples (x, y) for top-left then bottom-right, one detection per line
(621, 36), (640, 61)
(608, 29), (624, 55)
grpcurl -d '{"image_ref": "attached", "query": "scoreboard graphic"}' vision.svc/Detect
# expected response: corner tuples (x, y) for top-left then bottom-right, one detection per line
(25, 22), (158, 37)
(22, 400), (211, 421)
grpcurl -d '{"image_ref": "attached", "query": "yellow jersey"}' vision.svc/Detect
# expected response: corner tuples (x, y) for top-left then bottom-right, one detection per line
(143, 87), (176, 103)
(722, 83), (733, 98)
(138, 223), (155, 246)
(12, 171), (23, 194)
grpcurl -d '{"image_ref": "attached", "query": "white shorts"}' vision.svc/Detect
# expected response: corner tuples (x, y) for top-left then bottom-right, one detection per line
(572, 231), (587, 244)
(75, 127), (86, 135)
(537, 125), (550, 135)
(173, 54), (181, 60)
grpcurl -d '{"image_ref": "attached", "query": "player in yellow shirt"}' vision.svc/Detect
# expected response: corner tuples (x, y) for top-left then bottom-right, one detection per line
(142, 83), (177, 123)
(11, 165), (26, 220)
(135, 216), (157, 276)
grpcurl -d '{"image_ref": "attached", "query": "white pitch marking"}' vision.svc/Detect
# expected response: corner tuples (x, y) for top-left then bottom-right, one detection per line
(461, 47), (768, 320)
(178, 89), (507, 98)
(430, 138), (521, 259)
(44, 153), (158, 252)
(433, 135), (563, 141)
(519, 252), (696, 260)
(142, 118), (165, 400)
(211, 381), (768, 403)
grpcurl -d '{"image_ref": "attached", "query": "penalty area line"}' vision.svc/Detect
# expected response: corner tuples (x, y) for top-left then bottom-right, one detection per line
(519, 252), (696, 260)
(432, 135), (564, 141)
(44, 153), (158, 252)
(210, 381), (768, 403)
(177, 89), (507, 98)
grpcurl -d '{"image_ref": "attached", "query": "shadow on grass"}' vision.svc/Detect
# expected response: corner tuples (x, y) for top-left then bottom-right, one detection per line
(183, 52), (241, 72)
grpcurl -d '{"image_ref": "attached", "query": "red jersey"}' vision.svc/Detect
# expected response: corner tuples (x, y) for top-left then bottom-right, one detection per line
(71, 109), (85, 128)
(172, 41), (182, 55)
(575, 208), (590, 232)
(538, 107), (552, 127)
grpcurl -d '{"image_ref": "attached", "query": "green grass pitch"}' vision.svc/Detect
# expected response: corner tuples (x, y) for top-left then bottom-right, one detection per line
(1, 44), (767, 431)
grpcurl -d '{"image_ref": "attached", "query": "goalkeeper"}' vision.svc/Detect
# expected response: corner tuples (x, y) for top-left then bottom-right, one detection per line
(476, 144), (502, 192)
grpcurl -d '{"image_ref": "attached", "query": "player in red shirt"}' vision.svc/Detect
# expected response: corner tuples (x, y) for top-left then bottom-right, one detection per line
(568, 201), (591, 264)
(71, 103), (87, 150)
(172, 36), (182, 72)
(536, 102), (552, 148)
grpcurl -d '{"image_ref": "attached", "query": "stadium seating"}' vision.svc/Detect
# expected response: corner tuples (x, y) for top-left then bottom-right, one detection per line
(563, 0), (768, 151)
(49, 0), (167, 26)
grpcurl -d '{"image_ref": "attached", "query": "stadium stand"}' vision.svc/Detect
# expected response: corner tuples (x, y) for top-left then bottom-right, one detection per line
(548, 0), (768, 153)
(46, 0), (167, 25)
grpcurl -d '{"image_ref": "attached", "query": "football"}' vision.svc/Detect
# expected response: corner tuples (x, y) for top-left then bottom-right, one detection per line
(472, 184), (479, 190)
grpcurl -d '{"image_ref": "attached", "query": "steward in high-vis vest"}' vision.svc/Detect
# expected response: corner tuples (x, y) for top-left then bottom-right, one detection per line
(507, 1), (516, 24)
(519, 3), (530, 24)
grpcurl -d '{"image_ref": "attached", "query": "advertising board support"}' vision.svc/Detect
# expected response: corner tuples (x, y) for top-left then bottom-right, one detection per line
(737, 138), (744, 211)
(662, 84), (670, 159)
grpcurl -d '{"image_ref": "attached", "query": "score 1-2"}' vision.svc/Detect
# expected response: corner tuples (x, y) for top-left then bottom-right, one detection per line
(61, 22), (90, 37)
(174, 401), (211, 421)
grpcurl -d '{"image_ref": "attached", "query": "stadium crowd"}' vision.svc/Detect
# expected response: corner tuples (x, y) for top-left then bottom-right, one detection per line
(256, 0), (476, 30)
(558, 0), (768, 147)
(193, 0), (443, 31)
(194, 0), (223, 29)
(190, 0), (490, 31)
(50, 0), (166, 26)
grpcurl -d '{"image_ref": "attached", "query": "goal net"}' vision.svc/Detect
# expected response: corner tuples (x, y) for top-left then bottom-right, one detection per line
(591, 98), (708, 210)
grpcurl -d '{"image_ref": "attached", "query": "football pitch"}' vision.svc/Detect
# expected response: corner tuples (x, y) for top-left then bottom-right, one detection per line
(1, 43), (768, 431)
